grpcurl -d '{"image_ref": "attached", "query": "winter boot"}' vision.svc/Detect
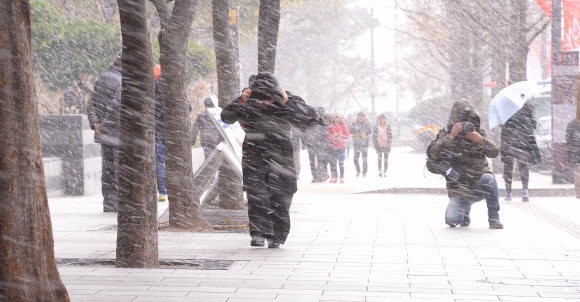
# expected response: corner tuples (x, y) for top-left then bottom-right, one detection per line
(251, 235), (265, 247)
(460, 208), (471, 227)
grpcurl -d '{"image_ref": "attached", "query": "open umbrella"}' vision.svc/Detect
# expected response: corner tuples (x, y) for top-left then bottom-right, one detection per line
(488, 81), (538, 129)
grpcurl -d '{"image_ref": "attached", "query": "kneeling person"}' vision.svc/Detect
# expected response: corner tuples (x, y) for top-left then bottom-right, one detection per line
(431, 100), (503, 229)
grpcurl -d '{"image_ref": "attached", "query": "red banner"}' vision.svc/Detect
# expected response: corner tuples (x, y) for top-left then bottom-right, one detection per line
(536, 0), (553, 19)
(563, 0), (580, 51)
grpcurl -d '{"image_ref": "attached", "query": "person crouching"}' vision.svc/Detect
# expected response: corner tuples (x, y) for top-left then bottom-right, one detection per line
(431, 100), (504, 229)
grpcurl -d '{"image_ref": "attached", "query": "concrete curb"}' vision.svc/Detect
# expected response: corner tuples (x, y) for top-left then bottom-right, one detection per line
(356, 187), (576, 197)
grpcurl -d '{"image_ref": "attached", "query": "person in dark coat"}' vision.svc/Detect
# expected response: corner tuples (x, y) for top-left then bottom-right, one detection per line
(431, 100), (503, 229)
(350, 112), (372, 177)
(372, 113), (393, 178)
(221, 72), (320, 248)
(566, 119), (580, 199)
(153, 64), (168, 202)
(192, 98), (220, 158)
(305, 107), (330, 183)
(500, 103), (540, 202)
(87, 52), (122, 212)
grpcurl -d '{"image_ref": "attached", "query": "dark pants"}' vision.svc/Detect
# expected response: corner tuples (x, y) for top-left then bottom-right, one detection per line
(378, 150), (389, 172)
(247, 189), (294, 244)
(330, 148), (346, 179)
(504, 157), (529, 193)
(353, 147), (368, 175)
(445, 174), (500, 226)
(155, 141), (167, 195)
(101, 144), (119, 212)
(308, 147), (328, 181)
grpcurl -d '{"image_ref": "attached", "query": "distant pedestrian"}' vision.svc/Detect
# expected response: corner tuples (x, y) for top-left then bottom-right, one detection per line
(327, 114), (350, 183)
(500, 103), (540, 202)
(350, 112), (371, 178)
(305, 107), (330, 183)
(192, 98), (220, 158)
(373, 114), (393, 178)
(291, 126), (303, 180)
(566, 118), (580, 199)
(153, 64), (168, 202)
(87, 52), (122, 212)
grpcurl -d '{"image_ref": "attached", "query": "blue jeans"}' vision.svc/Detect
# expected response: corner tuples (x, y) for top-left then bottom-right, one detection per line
(155, 141), (167, 195)
(330, 148), (346, 179)
(445, 173), (500, 226)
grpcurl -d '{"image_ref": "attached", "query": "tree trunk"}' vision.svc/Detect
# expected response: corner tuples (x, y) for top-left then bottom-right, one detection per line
(212, 0), (245, 210)
(0, 1), (70, 300)
(159, 0), (213, 231)
(258, 0), (281, 73)
(116, 0), (159, 268)
(508, 0), (528, 83)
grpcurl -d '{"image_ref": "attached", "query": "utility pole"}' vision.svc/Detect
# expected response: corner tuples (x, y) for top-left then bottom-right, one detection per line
(371, 7), (375, 114)
(541, 27), (548, 80)
(552, 0), (562, 66)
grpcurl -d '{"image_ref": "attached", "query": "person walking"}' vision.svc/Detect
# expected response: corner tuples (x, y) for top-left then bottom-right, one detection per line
(153, 64), (168, 202)
(431, 100), (503, 229)
(500, 103), (540, 202)
(192, 98), (220, 158)
(566, 118), (580, 199)
(373, 114), (393, 178)
(351, 112), (371, 177)
(305, 107), (330, 183)
(327, 114), (350, 183)
(87, 52), (122, 212)
(221, 72), (320, 248)
(291, 127), (303, 180)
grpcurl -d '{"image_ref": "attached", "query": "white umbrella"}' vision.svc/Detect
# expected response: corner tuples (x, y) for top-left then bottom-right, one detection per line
(488, 81), (538, 129)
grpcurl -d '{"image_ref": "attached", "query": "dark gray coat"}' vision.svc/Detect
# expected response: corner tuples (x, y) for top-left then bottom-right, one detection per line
(566, 119), (580, 165)
(87, 66), (122, 146)
(500, 103), (540, 165)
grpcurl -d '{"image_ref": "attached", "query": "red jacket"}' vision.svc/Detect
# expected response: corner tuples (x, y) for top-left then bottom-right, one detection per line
(327, 123), (350, 149)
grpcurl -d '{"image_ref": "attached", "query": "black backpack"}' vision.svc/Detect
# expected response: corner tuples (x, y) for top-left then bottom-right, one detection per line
(425, 130), (453, 177)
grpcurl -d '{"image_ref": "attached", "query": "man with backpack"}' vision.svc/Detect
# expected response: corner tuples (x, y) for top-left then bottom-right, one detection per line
(351, 112), (372, 178)
(430, 100), (504, 229)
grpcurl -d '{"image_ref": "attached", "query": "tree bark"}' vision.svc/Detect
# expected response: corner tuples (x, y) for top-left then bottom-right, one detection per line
(212, 0), (245, 210)
(116, 0), (159, 268)
(159, 0), (213, 231)
(258, 0), (281, 73)
(508, 0), (528, 83)
(0, 1), (70, 300)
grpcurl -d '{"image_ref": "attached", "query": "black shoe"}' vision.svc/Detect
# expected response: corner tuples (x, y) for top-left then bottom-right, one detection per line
(356, 173), (360, 178)
(362, 173), (366, 178)
(251, 236), (265, 247)
(267, 240), (281, 249)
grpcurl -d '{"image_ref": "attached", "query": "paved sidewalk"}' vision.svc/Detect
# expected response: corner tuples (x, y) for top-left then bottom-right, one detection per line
(51, 193), (580, 302)
(296, 147), (573, 195)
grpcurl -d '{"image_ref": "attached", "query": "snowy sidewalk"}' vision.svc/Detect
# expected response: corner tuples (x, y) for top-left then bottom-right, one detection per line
(296, 147), (573, 196)
(51, 193), (580, 302)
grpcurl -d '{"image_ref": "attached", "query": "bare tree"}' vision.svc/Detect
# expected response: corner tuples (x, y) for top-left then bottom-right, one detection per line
(115, 0), (159, 267)
(0, 1), (70, 300)
(151, 0), (213, 230)
(258, 0), (281, 73)
(212, 0), (245, 209)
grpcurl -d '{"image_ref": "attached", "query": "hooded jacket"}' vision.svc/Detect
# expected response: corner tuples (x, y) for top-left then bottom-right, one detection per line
(87, 65), (122, 146)
(373, 117), (393, 153)
(350, 117), (372, 148)
(431, 100), (499, 200)
(221, 73), (316, 195)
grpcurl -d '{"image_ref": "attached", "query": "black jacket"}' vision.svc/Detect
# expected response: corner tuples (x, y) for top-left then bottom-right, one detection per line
(221, 93), (310, 195)
(154, 79), (165, 144)
(350, 120), (372, 148)
(500, 103), (540, 165)
(192, 110), (220, 151)
(566, 119), (580, 165)
(372, 123), (393, 153)
(87, 66), (122, 146)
